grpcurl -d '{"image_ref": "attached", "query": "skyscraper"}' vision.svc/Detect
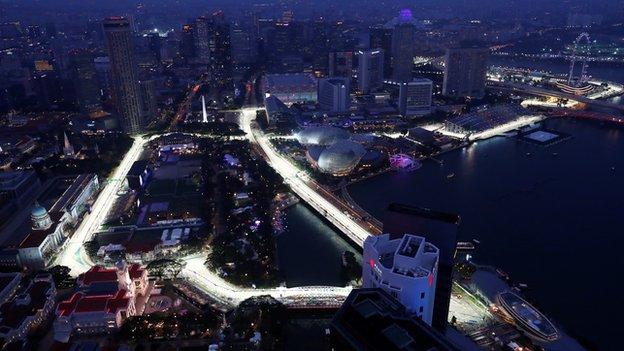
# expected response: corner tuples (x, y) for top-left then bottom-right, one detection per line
(194, 16), (211, 64)
(69, 50), (101, 113)
(180, 24), (195, 60)
(103, 17), (144, 134)
(383, 203), (460, 332)
(363, 233), (439, 325)
(369, 25), (392, 76)
(231, 24), (255, 69)
(357, 49), (384, 94)
(318, 77), (350, 113)
(139, 79), (158, 123)
(442, 44), (489, 99)
(391, 10), (416, 82)
(386, 78), (433, 118)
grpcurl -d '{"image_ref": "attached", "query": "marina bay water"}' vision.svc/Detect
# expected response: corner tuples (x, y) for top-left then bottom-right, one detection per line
(277, 203), (359, 287)
(276, 56), (623, 349)
(349, 118), (623, 349)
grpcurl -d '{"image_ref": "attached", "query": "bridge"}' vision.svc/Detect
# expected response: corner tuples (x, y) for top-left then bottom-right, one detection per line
(239, 107), (378, 246)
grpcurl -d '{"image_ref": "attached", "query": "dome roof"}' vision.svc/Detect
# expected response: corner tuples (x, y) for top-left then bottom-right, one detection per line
(317, 140), (366, 176)
(295, 126), (350, 146)
(31, 203), (48, 218)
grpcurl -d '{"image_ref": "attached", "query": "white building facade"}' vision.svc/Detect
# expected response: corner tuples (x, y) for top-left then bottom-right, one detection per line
(362, 233), (439, 325)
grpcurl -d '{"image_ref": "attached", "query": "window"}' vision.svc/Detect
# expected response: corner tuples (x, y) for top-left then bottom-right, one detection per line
(419, 306), (424, 313)
(420, 292), (425, 299)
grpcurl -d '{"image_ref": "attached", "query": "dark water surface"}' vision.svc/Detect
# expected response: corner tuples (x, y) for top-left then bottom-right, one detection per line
(350, 118), (623, 349)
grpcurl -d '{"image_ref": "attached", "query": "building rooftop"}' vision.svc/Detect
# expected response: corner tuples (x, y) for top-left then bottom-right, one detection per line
(0, 280), (53, 332)
(331, 288), (460, 351)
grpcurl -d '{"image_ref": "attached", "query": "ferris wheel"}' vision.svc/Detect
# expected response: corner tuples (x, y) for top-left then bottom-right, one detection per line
(567, 33), (591, 87)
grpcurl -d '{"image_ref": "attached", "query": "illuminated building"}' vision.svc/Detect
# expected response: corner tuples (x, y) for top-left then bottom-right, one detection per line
(363, 234), (439, 324)
(295, 126), (350, 146)
(357, 50), (384, 94)
(314, 140), (366, 176)
(54, 263), (148, 342)
(318, 77), (350, 112)
(385, 78), (432, 117)
(17, 175), (100, 270)
(442, 44), (489, 99)
(391, 10), (416, 82)
(262, 73), (317, 103)
(194, 16), (211, 63)
(383, 204), (460, 332)
(103, 17), (145, 134)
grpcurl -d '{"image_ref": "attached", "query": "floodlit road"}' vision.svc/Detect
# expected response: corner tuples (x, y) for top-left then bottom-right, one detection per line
(54, 135), (147, 274)
(239, 107), (373, 247)
(182, 254), (351, 307)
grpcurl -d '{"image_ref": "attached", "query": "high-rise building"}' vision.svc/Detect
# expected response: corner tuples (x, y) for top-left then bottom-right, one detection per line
(386, 78), (433, 117)
(209, 14), (232, 82)
(69, 50), (101, 112)
(231, 24), (255, 68)
(363, 233), (439, 324)
(369, 25), (392, 75)
(139, 79), (158, 123)
(391, 11), (416, 82)
(194, 17), (211, 63)
(383, 203), (460, 332)
(442, 44), (489, 99)
(180, 24), (195, 59)
(318, 77), (350, 113)
(357, 49), (384, 94)
(328, 51), (353, 77)
(103, 17), (144, 134)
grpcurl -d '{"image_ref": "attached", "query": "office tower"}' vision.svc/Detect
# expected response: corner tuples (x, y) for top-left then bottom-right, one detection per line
(357, 49), (384, 94)
(69, 50), (101, 112)
(318, 77), (350, 113)
(210, 15), (232, 82)
(383, 203), (460, 332)
(103, 17), (144, 134)
(231, 24), (255, 68)
(386, 78), (433, 117)
(194, 16), (211, 63)
(391, 11), (416, 82)
(145, 32), (162, 62)
(328, 51), (353, 77)
(442, 44), (489, 99)
(180, 24), (195, 59)
(363, 234), (439, 324)
(330, 289), (460, 351)
(139, 79), (158, 123)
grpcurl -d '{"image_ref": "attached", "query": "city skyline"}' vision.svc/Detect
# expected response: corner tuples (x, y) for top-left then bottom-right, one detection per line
(0, 1), (622, 350)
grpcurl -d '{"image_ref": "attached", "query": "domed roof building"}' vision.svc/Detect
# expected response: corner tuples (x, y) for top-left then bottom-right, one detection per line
(317, 140), (366, 176)
(31, 202), (53, 231)
(295, 126), (350, 146)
